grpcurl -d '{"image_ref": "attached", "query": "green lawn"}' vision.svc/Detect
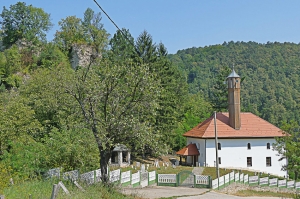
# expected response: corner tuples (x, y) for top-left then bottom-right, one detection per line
(202, 167), (284, 180)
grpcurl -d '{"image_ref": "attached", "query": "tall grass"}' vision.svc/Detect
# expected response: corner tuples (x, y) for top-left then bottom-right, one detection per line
(3, 179), (135, 199)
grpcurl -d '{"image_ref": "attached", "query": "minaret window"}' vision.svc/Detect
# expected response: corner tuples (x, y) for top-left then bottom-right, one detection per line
(247, 143), (251, 150)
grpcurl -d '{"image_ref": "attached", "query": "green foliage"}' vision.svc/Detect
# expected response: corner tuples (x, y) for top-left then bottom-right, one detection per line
(169, 41), (300, 127)
(42, 127), (99, 172)
(273, 121), (300, 179)
(173, 93), (213, 150)
(66, 56), (164, 174)
(3, 179), (133, 199)
(0, 2), (52, 48)
(54, 8), (109, 56)
(0, 91), (42, 156)
(210, 65), (231, 111)
(37, 43), (70, 69)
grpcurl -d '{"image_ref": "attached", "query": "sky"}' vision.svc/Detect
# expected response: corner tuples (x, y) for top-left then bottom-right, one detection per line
(2, 0), (300, 54)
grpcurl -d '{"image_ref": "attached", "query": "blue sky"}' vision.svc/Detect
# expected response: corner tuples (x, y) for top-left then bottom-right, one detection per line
(2, 1), (300, 54)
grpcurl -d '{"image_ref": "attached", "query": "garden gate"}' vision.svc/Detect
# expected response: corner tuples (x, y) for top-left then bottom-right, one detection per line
(178, 170), (194, 187)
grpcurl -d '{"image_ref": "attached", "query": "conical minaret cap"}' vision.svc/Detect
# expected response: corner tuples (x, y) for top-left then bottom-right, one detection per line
(227, 69), (240, 78)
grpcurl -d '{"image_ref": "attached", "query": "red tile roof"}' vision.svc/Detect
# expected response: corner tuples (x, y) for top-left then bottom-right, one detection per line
(176, 143), (200, 156)
(183, 112), (285, 138)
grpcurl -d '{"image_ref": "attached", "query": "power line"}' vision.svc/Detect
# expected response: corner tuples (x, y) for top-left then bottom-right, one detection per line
(92, 0), (140, 56)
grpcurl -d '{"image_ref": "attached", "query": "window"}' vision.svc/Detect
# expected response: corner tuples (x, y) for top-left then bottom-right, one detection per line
(266, 157), (272, 167)
(218, 143), (221, 150)
(267, 143), (270, 149)
(247, 157), (252, 167)
(218, 157), (221, 164)
(247, 143), (251, 150)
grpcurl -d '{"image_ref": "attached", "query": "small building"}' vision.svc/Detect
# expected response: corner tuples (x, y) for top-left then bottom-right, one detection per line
(177, 68), (287, 177)
(110, 144), (131, 167)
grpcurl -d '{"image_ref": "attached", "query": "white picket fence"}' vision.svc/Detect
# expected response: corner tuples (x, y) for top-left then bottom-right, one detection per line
(121, 170), (131, 184)
(46, 166), (155, 188)
(149, 171), (156, 182)
(131, 171), (140, 185)
(157, 174), (176, 183)
(212, 170), (300, 190)
(109, 169), (121, 183)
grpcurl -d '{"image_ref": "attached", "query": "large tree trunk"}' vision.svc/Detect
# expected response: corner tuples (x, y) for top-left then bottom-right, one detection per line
(99, 148), (111, 183)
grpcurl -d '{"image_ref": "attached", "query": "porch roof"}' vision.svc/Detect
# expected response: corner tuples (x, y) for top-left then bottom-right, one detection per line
(176, 143), (200, 156)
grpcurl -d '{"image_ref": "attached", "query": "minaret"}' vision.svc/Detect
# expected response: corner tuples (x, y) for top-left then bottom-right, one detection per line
(227, 66), (241, 130)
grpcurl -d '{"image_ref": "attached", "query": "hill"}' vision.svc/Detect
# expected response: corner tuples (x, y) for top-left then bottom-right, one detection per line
(168, 41), (300, 127)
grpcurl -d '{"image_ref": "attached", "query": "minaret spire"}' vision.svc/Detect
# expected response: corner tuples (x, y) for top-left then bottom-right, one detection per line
(227, 66), (241, 130)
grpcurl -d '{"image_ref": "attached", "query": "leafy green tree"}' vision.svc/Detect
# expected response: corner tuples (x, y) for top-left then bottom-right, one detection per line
(54, 8), (108, 56)
(273, 121), (300, 179)
(0, 45), (23, 89)
(37, 43), (69, 69)
(65, 56), (163, 182)
(0, 91), (42, 158)
(134, 31), (189, 150)
(54, 16), (86, 54)
(173, 93), (213, 150)
(0, 2), (52, 48)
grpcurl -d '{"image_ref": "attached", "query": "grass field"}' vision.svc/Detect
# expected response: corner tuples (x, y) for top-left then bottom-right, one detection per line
(202, 167), (284, 180)
(3, 179), (139, 199)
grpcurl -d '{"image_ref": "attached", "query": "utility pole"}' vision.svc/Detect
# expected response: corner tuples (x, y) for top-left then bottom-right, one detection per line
(214, 111), (220, 179)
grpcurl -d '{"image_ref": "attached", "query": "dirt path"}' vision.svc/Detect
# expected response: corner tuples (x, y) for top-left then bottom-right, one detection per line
(122, 186), (209, 199)
(122, 186), (287, 199)
(192, 167), (204, 175)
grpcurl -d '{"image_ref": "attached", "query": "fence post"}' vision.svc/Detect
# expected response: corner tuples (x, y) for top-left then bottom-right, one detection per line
(217, 176), (219, 190)
(258, 174), (260, 186)
(194, 175), (196, 188)
(248, 175), (249, 185)
(0, 195), (5, 199)
(130, 170), (132, 185)
(50, 184), (58, 199)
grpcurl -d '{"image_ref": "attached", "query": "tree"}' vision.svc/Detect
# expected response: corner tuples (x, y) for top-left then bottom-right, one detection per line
(65, 56), (163, 183)
(109, 28), (136, 63)
(0, 45), (22, 89)
(134, 31), (188, 150)
(0, 2), (52, 48)
(173, 93), (213, 150)
(0, 90), (41, 157)
(54, 8), (108, 56)
(273, 121), (300, 180)
(210, 65), (231, 112)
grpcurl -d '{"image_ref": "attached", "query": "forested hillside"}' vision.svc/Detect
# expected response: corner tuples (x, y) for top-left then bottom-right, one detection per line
(0, 2), (212, 189)
(168, 41), (300, 127)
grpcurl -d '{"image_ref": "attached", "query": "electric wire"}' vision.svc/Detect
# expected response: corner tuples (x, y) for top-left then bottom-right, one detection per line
(92, 0), (140, 56)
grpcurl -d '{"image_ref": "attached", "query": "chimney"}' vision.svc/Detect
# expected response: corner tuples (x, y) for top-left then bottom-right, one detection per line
(227, 68), (241, 130)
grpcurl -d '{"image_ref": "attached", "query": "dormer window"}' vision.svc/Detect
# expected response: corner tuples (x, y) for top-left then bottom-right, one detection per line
(247, 143), (251, 150)
(267, 143), (270, 149)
